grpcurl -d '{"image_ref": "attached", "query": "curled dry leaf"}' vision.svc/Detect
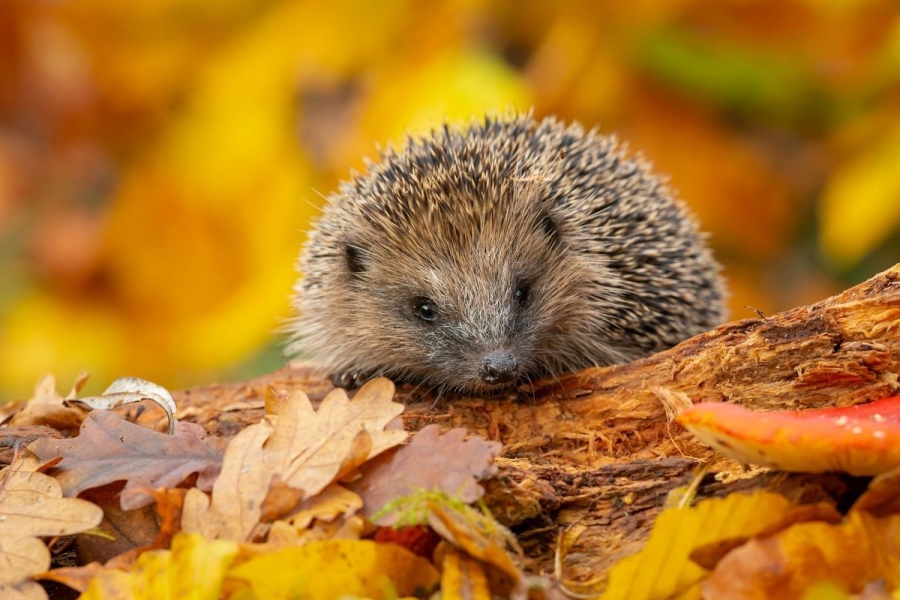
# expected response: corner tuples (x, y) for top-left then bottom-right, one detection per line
(182, 378), (406, 541)
(70, 377), (178, 434)
(677, 396), (900, 476)
(351, 424), (502, 524)
(28, 410), (224, 510)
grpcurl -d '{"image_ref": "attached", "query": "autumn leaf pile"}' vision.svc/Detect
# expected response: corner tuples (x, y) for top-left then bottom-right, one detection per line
(0, 376), (533, 599)
(2, 0), (900, 401)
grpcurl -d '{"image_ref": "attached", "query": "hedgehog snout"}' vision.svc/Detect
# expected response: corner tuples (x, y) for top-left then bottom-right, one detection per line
(478, 350), (518, 385)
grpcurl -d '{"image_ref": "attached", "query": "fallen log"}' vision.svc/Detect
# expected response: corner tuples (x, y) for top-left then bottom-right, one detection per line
(2, 265), (897, 580)
(170, 263), (900, 578)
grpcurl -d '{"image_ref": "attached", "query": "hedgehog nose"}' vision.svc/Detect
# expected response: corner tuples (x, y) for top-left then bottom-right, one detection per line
(479, 351), (518, 385)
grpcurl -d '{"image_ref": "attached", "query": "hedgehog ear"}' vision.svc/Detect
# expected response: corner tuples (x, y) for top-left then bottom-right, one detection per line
(345, 244), (368, 276)
(539, 212), (561, 247)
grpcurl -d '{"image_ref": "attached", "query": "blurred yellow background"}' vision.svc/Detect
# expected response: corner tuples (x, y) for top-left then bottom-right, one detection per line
(2, 0), (899, 401)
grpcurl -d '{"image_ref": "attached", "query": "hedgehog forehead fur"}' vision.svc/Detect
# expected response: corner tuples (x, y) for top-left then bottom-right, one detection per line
(288, 112), (727, 394)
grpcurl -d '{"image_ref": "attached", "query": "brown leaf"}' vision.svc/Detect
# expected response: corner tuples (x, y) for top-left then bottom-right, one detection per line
(0, 536), (50, 585)
(0, 460), (103, 539)
(264, 378), (407, 495)
(8, 374), (90, 433)
(28, 410), (224, 509)
(852, 464), (900, 517)
(35, 563), (104, 595)
(0, 453), (103, 594)
(351, 424), (502, 523)
(259, 476), (306, 523)
(284, 484), (363, 529)
(182, 378), (406, 541)
(0, 580), (47, 600)
(182, 420), (272, 541)
(266, 515), (366, 549)
(99, 487), (186, 570)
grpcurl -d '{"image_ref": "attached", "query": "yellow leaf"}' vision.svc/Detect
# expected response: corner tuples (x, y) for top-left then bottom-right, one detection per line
(79, 532), (239, 600)
(225, 539), (440, 600)
(441, 546), (492, 600)
(601, 491), (798, 600)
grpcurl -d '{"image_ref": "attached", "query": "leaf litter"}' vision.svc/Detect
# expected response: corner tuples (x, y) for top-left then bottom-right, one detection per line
(10, 369), (900, 598)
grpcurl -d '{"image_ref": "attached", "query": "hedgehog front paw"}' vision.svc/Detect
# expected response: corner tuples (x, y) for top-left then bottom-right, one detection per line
(331, 370), (371, 389)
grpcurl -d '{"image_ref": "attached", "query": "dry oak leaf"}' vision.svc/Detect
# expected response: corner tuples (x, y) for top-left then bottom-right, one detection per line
(7, 373), (90, 432)
(263, 378), (407, 492)
(78, 532), (239, 600)
(283, 483), (363, 530)
(266, 515), (366, 549)
(182, 378), (406, 541)
(224, 539), (440, 600)
(28, 410), (225, 510)
(0, 454), (103, 599)
(677, 396), (900, 476)
(351, 424), (502, 524)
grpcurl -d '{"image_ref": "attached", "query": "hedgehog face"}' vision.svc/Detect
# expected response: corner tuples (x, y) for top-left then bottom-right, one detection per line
(330, 193), (574, 393)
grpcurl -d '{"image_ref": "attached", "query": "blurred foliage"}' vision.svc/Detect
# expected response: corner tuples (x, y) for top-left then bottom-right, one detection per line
(1, 0), (899, 400)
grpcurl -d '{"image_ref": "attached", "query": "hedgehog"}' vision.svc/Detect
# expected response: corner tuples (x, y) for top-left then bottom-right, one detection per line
(286, 112), (726, 394)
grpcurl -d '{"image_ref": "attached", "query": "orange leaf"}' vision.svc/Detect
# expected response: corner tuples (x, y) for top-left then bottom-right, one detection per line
(703, 510), (900, 598)
(677, 396), (900, 476)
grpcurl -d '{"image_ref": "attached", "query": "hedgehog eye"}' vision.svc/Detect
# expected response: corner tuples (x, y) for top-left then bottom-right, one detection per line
(345, 245), (366, 275)
(412, 296), (438, 323)
(514, 282), (530, 309)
